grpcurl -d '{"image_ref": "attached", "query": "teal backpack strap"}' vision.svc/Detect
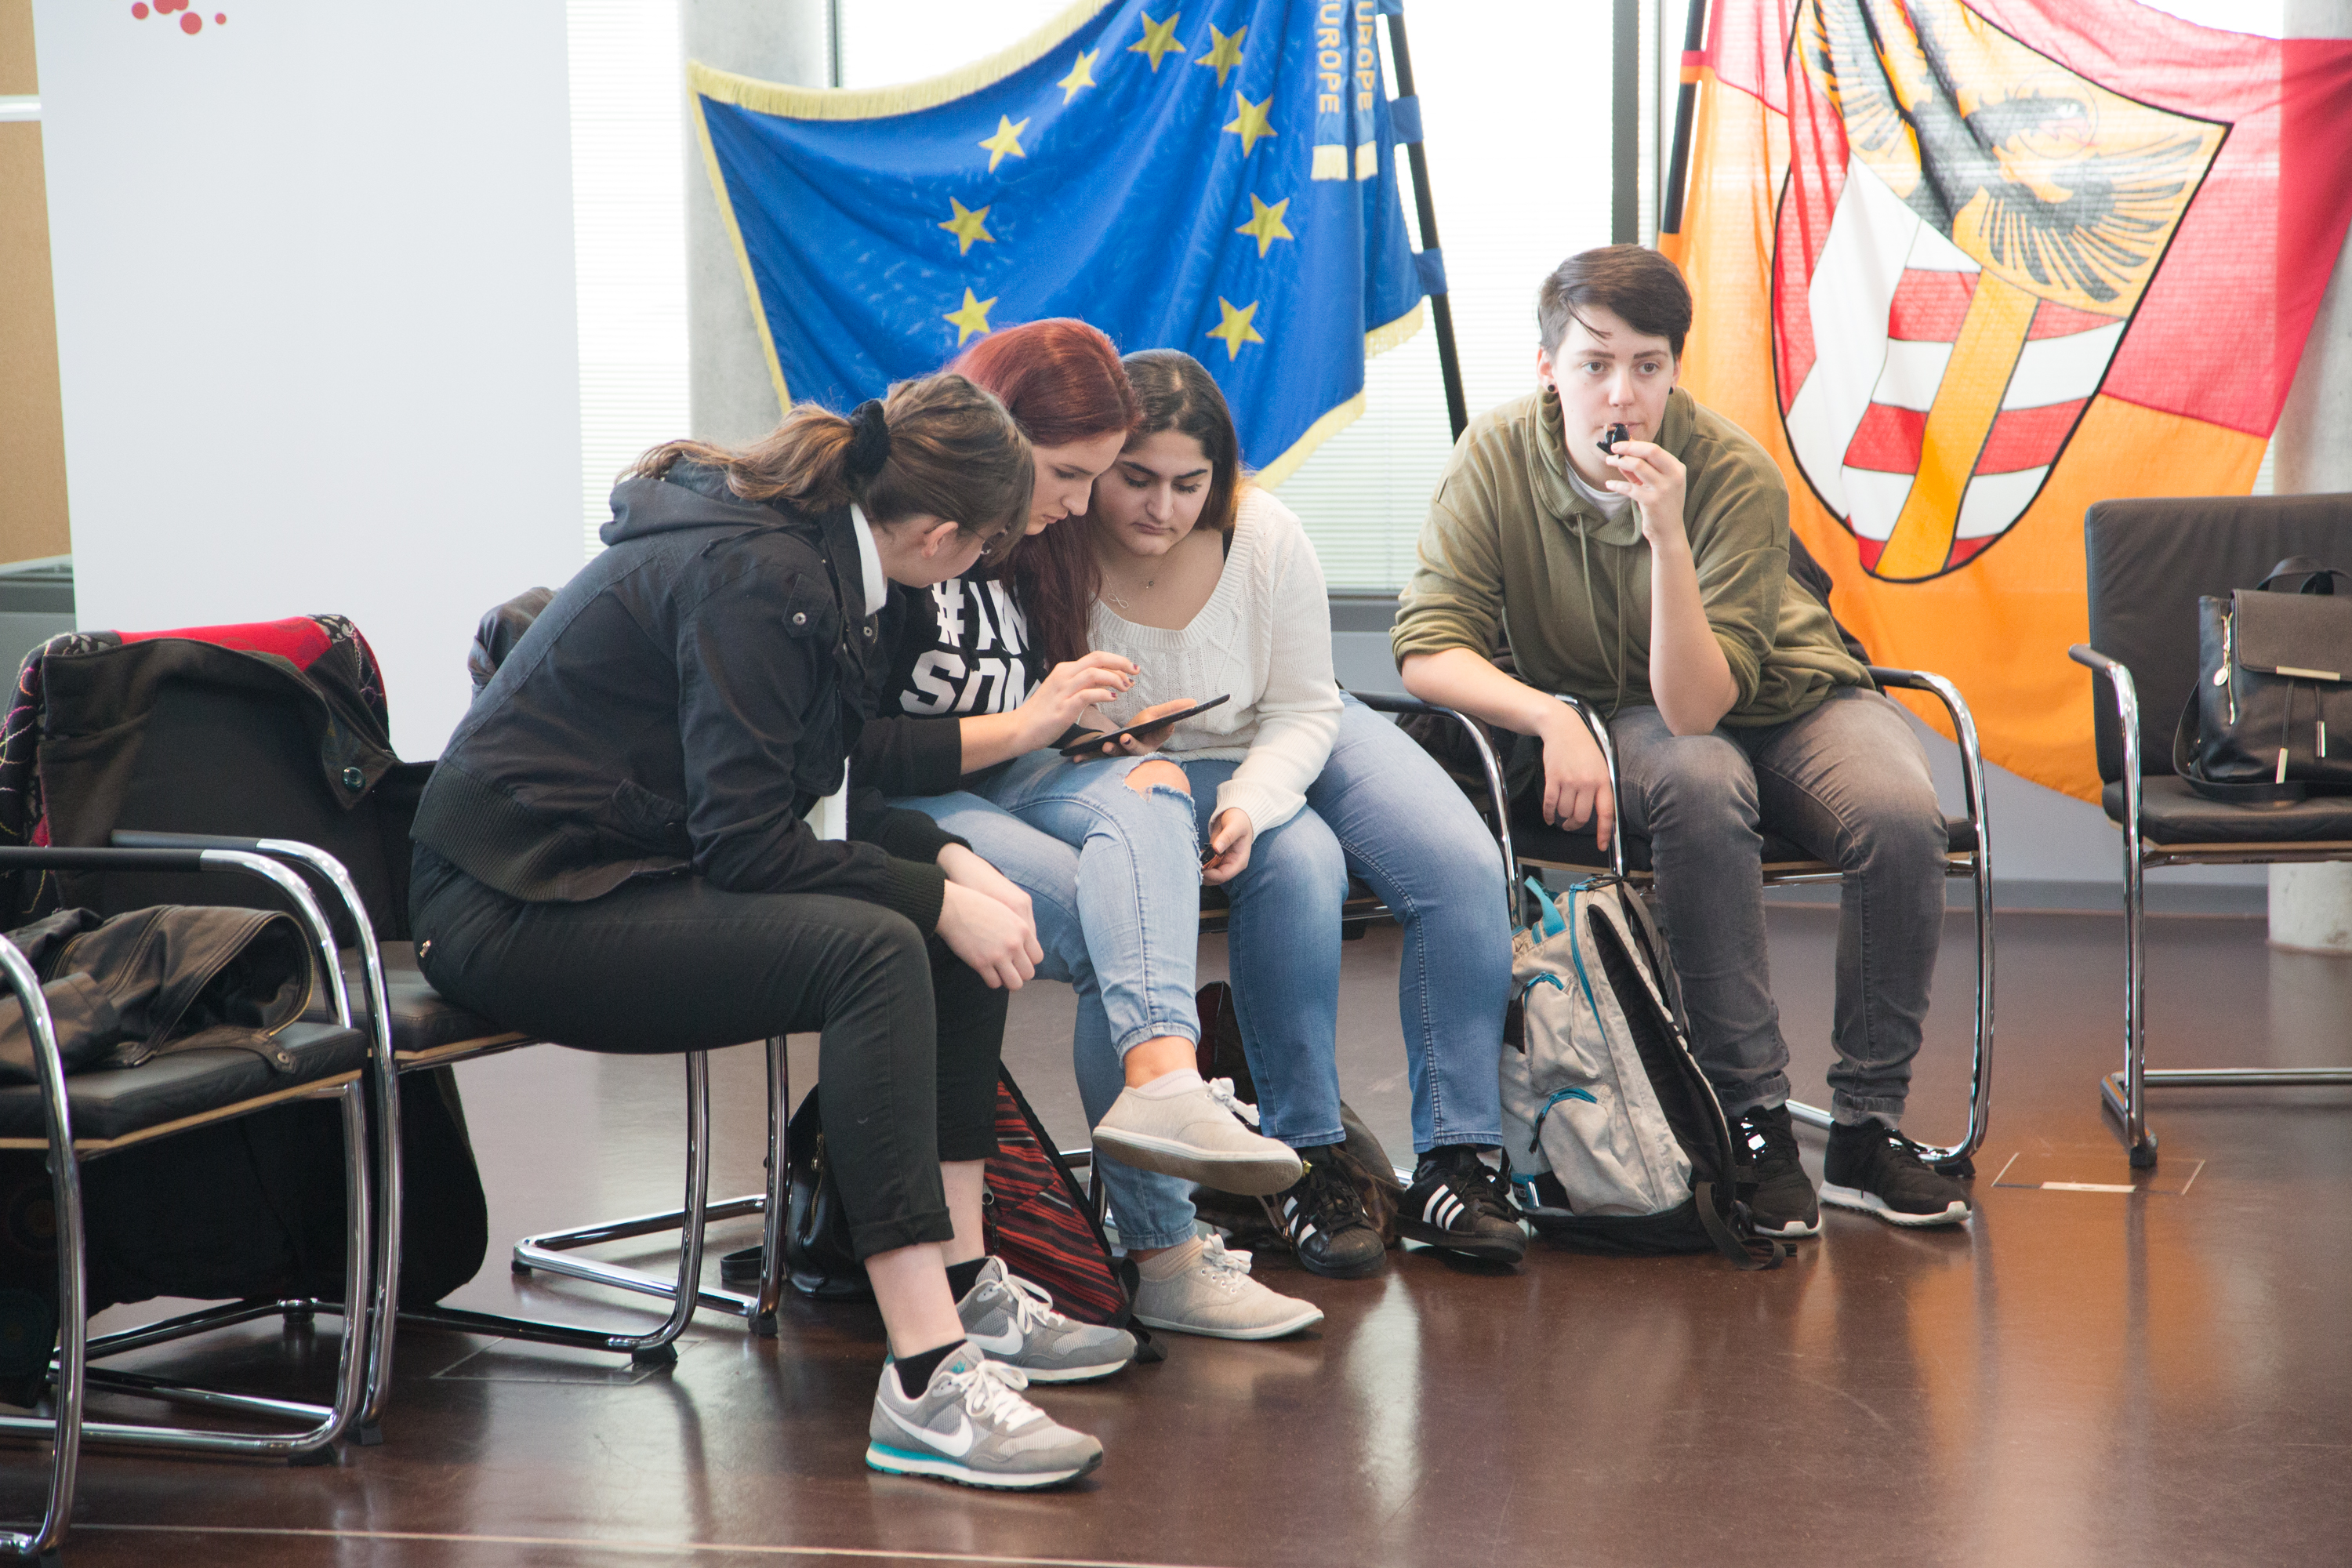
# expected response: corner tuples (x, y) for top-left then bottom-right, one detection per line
(1524, 875), (1564, 939)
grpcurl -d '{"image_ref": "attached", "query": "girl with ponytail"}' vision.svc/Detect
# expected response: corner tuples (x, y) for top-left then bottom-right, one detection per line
(409, 372), (1120, 1490)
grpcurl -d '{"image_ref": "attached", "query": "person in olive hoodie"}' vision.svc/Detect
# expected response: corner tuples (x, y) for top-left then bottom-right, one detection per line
(1394, 245), (1971, 1236)
(409, 373), (1114, 1490)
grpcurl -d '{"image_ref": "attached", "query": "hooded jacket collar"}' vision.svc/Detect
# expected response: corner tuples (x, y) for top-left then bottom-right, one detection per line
(602, 464), (871, 630)
(1534, 384), (1699, 547)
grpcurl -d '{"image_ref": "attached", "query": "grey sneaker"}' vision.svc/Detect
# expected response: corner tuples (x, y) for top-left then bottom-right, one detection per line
(866, 1343), (1103, 1490)
(1091, 1075), (1302, 1196)
(956, 1258), (1135, 1382)
(1132, 1235), (1323, 1341)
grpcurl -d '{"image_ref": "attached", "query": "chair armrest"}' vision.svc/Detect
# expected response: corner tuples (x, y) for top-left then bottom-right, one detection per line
(0, 844), (354, 1030)
(2067, 643), (2143, 792)
(1349, 690), (1523, 920)
(1867, 666), (1993, 833)
(1546, 693), (1628, 882)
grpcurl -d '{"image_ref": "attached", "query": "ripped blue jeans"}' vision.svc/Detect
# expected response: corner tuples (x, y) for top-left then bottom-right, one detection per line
(897, 749), (1206, 1250)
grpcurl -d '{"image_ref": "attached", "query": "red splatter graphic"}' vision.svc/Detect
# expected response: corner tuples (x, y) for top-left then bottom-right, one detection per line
(130, 0), (223, 34)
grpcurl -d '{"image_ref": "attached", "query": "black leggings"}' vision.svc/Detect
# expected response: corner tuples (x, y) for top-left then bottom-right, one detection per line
(410, 848), (1006, 1259)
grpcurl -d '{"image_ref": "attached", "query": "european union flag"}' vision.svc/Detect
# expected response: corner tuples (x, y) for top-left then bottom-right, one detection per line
(690, 0), (1427, 481)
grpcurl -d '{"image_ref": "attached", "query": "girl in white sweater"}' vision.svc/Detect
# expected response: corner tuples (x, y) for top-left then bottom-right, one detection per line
(997, 350), (1523, 1279)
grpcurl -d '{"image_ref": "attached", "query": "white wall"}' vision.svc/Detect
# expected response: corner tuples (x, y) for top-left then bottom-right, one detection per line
(35, 0), (583, 760)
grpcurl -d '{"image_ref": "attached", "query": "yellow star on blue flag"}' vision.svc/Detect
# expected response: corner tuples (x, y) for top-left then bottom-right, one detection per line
(689, 0), (1426, 482)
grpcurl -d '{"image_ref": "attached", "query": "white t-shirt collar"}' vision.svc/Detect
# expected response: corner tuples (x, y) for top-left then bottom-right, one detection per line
(848, 503), (888, 619)
(1564, 456), (1634, 522)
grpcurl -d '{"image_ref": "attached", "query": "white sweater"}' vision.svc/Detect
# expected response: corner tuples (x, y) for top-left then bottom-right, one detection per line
(1087, 488), (1341, 835)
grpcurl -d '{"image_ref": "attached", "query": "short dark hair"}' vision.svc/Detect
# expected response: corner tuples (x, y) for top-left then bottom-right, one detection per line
(1537, 245), (1693, 359)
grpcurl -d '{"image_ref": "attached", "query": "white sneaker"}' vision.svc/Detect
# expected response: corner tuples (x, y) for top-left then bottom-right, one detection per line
(866, 1343), (1103, 1490)
(1131, 1236), (1323, 1341)
(1092, 1075), (1302, 1196)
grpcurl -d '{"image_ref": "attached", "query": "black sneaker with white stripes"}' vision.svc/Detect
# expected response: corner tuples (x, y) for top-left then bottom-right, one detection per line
(1263, 1148), (1387, 1279)
(1399, 1145), (1527, 1265)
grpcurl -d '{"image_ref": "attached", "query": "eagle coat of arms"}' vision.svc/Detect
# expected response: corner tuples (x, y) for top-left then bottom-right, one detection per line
(1773, 0), (2226, 581)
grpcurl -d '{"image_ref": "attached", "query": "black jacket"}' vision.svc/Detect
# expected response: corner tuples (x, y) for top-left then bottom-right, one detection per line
(846, 583), (970, 800)
(412, 464), (959, 929)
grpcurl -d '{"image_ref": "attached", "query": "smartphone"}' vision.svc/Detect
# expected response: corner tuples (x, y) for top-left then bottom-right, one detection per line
(1059, 694), (1232, 757)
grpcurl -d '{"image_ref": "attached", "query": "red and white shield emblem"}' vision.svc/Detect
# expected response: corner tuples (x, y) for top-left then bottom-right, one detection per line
(1773, 0), (2224, 582)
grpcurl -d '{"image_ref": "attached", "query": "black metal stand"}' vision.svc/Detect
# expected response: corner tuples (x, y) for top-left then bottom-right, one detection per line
(1380, 8), (1468, 442)
(1659, 0), (1710, 242)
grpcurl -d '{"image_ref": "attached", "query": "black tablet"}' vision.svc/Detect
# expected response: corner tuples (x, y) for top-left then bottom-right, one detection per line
(1058, 694), (1232, 757)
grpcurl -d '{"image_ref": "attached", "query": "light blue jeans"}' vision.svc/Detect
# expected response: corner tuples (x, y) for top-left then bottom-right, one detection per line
(895, 751), (1207, 1251)
(902, 698), (1513, 1248)
(1179, 699), (1512, 1157)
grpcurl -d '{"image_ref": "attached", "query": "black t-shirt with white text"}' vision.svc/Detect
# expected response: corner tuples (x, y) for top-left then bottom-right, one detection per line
(888, 573), (1044, 718)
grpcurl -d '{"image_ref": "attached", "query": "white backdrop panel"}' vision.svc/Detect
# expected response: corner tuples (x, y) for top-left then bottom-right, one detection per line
(35, 0), (583, 760)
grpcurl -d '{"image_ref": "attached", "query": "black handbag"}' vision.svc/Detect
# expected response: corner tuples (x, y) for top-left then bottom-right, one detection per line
(779, 1087), (870, 1301)
(2174, 557), (2352, 803)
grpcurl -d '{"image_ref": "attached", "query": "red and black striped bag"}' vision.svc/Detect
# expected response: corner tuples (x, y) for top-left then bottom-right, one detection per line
(982, 1068), (1138, 1331)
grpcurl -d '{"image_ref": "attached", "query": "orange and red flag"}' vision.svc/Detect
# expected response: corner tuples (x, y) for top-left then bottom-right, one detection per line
(1667, 0), (2352, 799)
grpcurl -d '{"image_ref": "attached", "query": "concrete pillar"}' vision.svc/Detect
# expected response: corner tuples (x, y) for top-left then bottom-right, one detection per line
(2268, 1), (2352, 952)
(682, 1), (830, 445)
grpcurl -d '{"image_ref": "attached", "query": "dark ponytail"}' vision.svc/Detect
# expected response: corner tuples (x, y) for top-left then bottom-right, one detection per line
(630, 373), (1033, 546)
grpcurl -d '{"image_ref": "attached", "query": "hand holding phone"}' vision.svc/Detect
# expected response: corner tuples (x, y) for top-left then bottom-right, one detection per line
(1059, 694), (1231, 757)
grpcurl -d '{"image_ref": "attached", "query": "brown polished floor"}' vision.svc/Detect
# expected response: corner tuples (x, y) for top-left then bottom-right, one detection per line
(7, 904), (2350, 1566)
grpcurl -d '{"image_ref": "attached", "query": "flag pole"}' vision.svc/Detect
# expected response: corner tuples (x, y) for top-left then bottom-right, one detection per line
(1380, 7), (1469, 441)
(1657, 0), (1709, 252)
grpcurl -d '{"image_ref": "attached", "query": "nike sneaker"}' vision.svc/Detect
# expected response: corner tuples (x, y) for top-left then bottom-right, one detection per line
(956, 1257), (1135, 1382)
(865, 1342), (1103, 1490)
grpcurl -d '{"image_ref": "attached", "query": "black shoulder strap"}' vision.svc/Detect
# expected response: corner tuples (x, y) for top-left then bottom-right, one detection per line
(1693, 1181), (1789, 1270)
(2172, 697), (2307, 804)
(2257, 557), (2351, 596)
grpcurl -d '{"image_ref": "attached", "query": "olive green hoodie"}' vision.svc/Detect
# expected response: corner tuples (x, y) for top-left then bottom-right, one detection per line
(1391, 385), (1868, 726)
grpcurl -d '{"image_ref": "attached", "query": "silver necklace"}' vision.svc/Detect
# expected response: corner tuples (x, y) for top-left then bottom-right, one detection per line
(1102, 565), (1157, 610)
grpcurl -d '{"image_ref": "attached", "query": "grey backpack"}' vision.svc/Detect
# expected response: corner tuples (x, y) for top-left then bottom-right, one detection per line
(1501, 877), (1784, 1270)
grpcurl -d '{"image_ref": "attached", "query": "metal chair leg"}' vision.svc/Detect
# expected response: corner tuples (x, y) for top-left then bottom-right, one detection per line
(751, 1036), (789, 1337)
(2099, 829), (2160, 1167)
(510, 1037), (789, 1326)
(411, 1050), (710, 1365)
(0, 938), (82, 1563)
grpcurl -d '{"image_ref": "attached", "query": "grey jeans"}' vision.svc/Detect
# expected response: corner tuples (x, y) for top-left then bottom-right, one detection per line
(1610, 688), (1945, 1127)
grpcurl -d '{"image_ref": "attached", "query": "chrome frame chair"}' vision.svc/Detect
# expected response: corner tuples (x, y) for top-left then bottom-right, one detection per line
(2062, 492), (2352, 1168)
(2066, 650), (2352, 1167)
(108, 831), (718, 1443)
(1525, 671), (1997, 1172)
(0, 842), (394, 1561)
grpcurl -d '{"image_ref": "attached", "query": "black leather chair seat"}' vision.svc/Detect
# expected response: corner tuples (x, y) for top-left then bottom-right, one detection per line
(301, 941), (519, 1058)
(1511, 813), (1978, 873)
(2103, 775), (2352, 846)
(0, 1020), (368, 1144)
